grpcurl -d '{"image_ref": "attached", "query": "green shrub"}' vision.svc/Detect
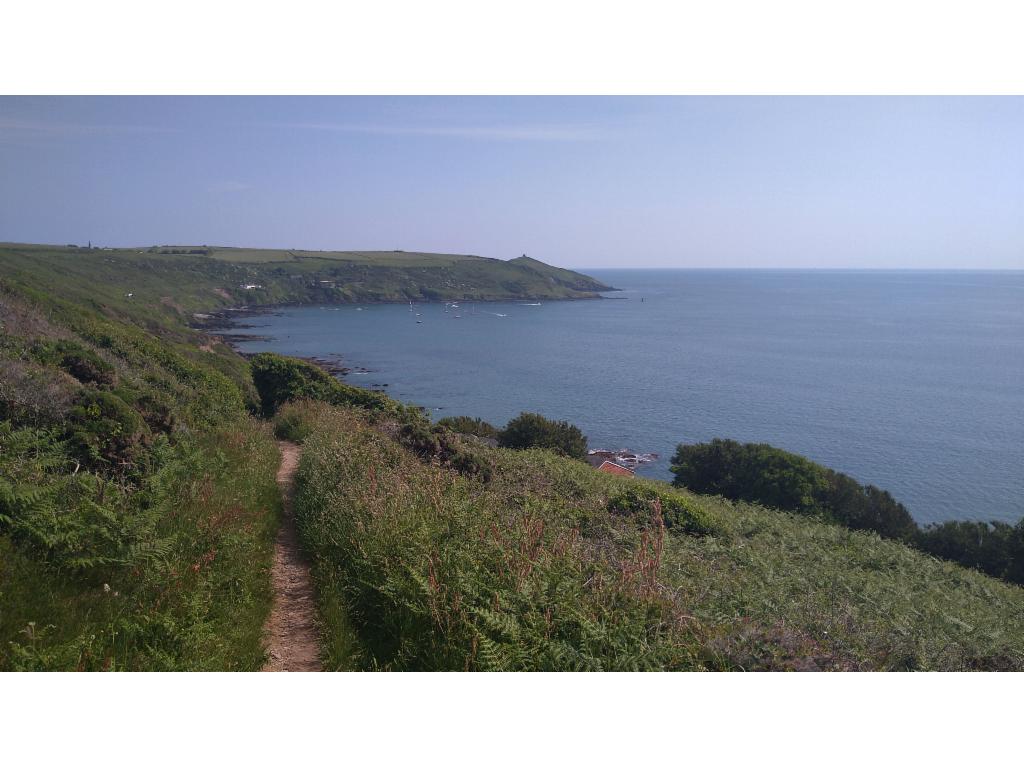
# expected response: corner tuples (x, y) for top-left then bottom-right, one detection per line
(917, 519), (1024, 586)
(0, 359), (80, 427)
(671, 439), (918, 541)
(447, 444), (493, 481)
(823, 471), (918, 541)
(67, 390), (150, 470)
(396, 421), (493, 480)
(398, 421), (442, 457)
(250, 352), (393, 416)
(34, 340), (118, 387)
(499, 412), (587, 459)
(672, 439), (829, 516)
(273, 400), (316, 442)
(436, 415), (499, 439)
(113, 386), (178, 434)
(607, 485), (714, 535)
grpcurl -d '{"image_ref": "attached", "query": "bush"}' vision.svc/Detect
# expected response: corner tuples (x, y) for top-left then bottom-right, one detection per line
(823, 472), (918, 541)
(113, 386), (177, 434)
(499, 412), (587, 459)
(607, 485), (714, 535)
(398, 421), (442, 457)
(671, 439), (828, 516)
(917, 520), (1024, 586)
(436, 415), (499, 439)
(0, 360), (80, 427)
(35, 340), (118, 387)
(250, 352), (393, 417)
(67, 390), (150, 470)
(397, 420), (493, 480)
(273, 400), (316, 443)
(671, 438), (920, 538)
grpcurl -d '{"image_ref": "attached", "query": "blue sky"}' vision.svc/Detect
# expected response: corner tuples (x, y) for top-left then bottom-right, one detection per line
(1, 96), (1022, 269)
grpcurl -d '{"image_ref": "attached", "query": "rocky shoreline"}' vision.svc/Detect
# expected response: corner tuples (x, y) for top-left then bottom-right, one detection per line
(196, 308), (387, 386)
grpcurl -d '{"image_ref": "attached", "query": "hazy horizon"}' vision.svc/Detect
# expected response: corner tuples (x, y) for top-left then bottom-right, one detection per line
(2, 96), (1023, 270)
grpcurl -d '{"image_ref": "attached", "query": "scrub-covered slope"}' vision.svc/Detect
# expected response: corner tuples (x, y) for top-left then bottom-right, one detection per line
(0, 253), (280, 670)
(281, 400), (1024, 671)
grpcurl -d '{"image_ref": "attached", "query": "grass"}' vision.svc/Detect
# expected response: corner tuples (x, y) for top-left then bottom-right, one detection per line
(0, 239), (609, 671)
(0, 251), (282, 669)
(0, 420), (280, 670)
(206, 247), (482, 266)
(286, 400), (1024, 671)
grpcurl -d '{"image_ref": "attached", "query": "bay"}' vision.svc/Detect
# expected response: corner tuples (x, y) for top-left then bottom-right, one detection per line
(231, 269), (1024, 525)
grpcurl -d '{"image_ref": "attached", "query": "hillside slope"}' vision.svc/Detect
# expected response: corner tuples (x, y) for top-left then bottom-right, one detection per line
(282, 400), (1024, 671)
(0, 244), (613, 314)
(0, 253), (281, 669)
(2, 247), (1022, 671)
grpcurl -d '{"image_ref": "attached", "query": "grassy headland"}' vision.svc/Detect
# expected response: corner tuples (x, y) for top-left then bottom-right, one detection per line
(0, 243), (613, 319)
(2, 242), (1022, 671)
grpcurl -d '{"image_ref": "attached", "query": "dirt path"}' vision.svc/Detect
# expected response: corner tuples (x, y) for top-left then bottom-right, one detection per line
(262, 441), (322, 671)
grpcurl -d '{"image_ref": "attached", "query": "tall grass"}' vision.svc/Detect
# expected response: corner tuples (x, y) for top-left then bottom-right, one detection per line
(290, 402), (1024, 671)
(1, 272), (281, 670)
(0, 418), (281, 670)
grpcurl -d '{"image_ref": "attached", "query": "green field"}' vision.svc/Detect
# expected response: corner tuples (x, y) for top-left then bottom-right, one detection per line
(200, 247), (482, 266)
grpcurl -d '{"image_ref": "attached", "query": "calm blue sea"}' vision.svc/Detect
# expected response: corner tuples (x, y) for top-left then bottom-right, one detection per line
(231, 270), (1024, 525)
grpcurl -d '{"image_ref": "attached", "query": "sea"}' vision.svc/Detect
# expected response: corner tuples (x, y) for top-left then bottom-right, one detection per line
(229, 270), (1024, 526)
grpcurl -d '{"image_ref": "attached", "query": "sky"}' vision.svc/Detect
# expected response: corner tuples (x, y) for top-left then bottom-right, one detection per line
(1, 96), (1022, 269)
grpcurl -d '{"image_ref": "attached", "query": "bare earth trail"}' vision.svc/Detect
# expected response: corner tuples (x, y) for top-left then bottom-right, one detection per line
(262, 441), (322, 671)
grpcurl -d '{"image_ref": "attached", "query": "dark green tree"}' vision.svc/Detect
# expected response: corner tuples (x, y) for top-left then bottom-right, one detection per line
(499, 412), (587, 459)
(671, 438), (917, 541)
(436, 415), (499, 439)
(249, 352), (392, 416)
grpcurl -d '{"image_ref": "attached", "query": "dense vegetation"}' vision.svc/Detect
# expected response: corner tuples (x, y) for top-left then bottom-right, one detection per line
(250, 352), (401, 417)
(671, 439), (918, 539)
(671, 439), (1024, 586)
(4, 241), (1023, 671)
(0, 272), (279, 669)
(437, 412), (590, 460)
(0, 243), (607, 670)
(435, 415), (500, 439)
(498, 412), (588, 459)
(916, 519), (1024, 586)
(281, 401), (1024, 671)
